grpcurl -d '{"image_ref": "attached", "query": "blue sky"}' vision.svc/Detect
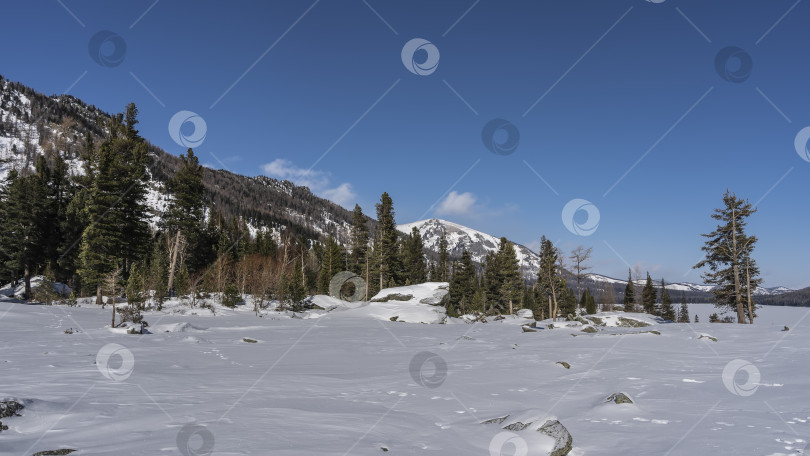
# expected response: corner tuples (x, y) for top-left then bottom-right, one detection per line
(1, 0), (808, 288)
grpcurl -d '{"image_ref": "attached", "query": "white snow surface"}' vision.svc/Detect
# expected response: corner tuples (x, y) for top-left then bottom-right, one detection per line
(309, 282), (449, 324)
(1, 297), (809, 455)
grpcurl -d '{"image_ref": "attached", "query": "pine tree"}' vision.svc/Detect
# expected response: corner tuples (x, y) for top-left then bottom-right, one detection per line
(349, 204), (369, 276)
(678, 292), (690, 323)
(374, 192), (400, 288)
(623, 268), (635, 312)
(641, 272), (657, 315)
(694, 314), (699, 323)
(0, 169), (47, 298)
(582, 288), (597, 315)
(78, 104), (150, 302)
(694, 190), (762, 324)
(448, 249), (476, 316)
(536, 236), (566, 321)
(317, 234), (344, 294)
(163, 148), (205, 273)
(437, 230), (450, 282)
(497, 238), (522, 315)
(659, 278), (675, 321)
(401, 227), (427, 285)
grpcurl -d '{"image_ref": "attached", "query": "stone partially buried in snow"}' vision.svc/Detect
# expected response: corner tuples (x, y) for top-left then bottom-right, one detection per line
(371, 282), (449, 306)
(538, 420), (574, 456)
(482, 411), (573, 456)
(516, 308), (534, 319)
(605, 392), (634, 404)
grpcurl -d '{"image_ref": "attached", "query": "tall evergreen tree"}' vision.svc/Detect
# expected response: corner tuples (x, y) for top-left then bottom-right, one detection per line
(163, 148), (205, 273)
(317, 234), (344, 294)
(641, 272), (657, 315)
(659, 278), (675, 321)
(678, 291), (690, 323)
(536, 236), (566, 321)
(349, 204), (369, 276)
(78, 104), (150, 303)
(374, 192), (400, 289)
(623, 268), (635, 312)
(437, 230), (450, 282)
(497, 238), (522, 315)
(694, 190), (762, 324)
(401, 227), (427, 285)
(581, 288), (597, 315)
(0, 169), (47, 298)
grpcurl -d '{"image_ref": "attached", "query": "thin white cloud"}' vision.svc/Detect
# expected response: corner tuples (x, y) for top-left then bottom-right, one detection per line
(321, 183), (357, 208)
(261, 159), (356, 208)
(436, 191), (477, 216)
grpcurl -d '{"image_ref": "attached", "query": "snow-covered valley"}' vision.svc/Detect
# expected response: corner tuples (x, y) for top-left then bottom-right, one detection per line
(1, 293), (808, 455)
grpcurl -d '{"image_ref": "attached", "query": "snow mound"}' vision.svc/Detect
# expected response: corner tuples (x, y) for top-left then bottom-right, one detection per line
(308, 282), (450, 324)
(154, 322), (208, 333)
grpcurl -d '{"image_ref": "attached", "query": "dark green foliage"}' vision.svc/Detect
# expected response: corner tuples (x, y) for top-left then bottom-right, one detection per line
(678, 292), (690, 323)
(374, 192), (400, 289)
(482, 238), (522, 315)
(222, 283), (241, 308)
(623, 269), (635, 312)
(536, 236), (566, 320)
(437, 231), (450, 282)
(401, 227), (427, 285)
(0, 169), (47, 297)
(581, 288), (597, 315)
(448, 250), (476, 316)
(163, 148), (206, 272)
(659, 278), (675, 321)
(641, 273), (657, 315)
(78, 104), (150, 293)
(317, 235), (344, 294)
(349, 204), (369, 276)
(694, 190), (761, 324)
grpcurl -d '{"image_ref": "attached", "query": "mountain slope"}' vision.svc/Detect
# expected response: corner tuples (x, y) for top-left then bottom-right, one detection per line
(0, 74), (360, 243)
(398, 218), (542, 280)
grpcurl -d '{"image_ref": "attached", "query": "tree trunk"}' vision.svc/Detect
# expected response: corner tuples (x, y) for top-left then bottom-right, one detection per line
(746, 260), (754, 324)
(509, 299), (513, 316)
(96, 284), (103, 306)
(111, 298), (116, 328)
(23, 264), (31, 300)
(166, 231), (182, 296)
(365, 253), (369, 300)
(731, 208), (745, 323)
(548, 296), (553, 323)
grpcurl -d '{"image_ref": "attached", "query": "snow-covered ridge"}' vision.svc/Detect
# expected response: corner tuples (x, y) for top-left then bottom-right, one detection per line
(398, 218), (542, 281)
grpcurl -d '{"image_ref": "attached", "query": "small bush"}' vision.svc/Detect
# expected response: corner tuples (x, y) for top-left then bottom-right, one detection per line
(222, 284), (242, 308)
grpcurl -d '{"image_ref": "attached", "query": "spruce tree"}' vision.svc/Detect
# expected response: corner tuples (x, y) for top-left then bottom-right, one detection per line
(497, 238), (522, 315)
(659, 278), (675, 321)
(374, 192), (400, 288)
(694, 190), (761, 324)
(163, 148), (205, 273)
(78, 104), (150, 302)
(582, 288), (597, 315)
(448, 249), (476, 316)
(623, 268), (635, 312)
(437, 230), (450, 282)
(401, 227), (427, 285)
(0, 169), (47, 298)
(678, 292), (690, 323)
(536, 236), (566, 321)
(317, 234), (344, 294)
(641, 272), (657, 314)
(349, 204), (369, 276)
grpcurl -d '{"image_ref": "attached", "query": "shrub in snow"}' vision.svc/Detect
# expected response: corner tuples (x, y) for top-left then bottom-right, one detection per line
(221, 284), (241, 308)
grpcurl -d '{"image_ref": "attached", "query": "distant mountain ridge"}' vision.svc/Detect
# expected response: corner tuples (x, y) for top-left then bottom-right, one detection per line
(399, 218), (794, 301)
(0, 74), (358, 244)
